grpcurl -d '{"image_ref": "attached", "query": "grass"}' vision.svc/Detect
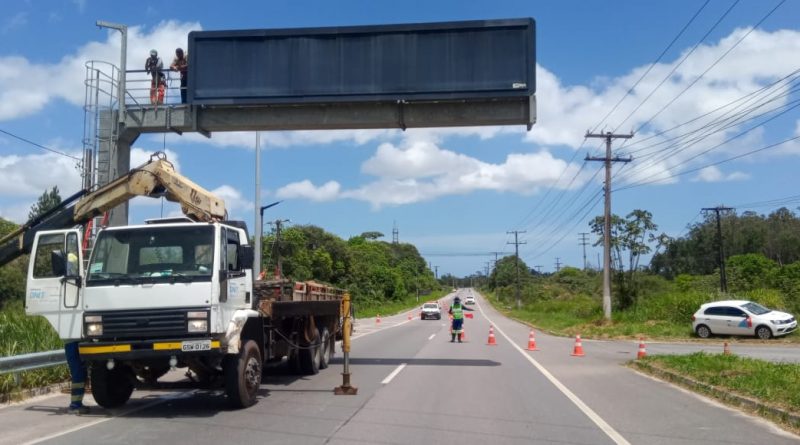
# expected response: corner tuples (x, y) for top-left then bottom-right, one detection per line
(636, 353), (800, 418)
(483, 289), (799, 342)
(355, 290), (447, 319)
(0, 301), (70, 398)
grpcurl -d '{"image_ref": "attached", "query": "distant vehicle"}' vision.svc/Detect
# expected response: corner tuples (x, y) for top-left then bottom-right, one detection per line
(692, 300), (797, 339)
(421, 302), (442, 320)
(464, 295), (476, 305)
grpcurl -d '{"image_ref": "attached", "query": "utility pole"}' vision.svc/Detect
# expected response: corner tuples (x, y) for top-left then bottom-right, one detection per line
(586, 131), (633, 321)
(702, 206), (734, 293)
(555, 257), (562, 273)
(507, 230), (527, 310)
(534, 265), (543, 275)
(270, 219), (290, 279)
(434, 266), (439, 279)
(579, 232), (590, 270)
(392, 220), (399, 244)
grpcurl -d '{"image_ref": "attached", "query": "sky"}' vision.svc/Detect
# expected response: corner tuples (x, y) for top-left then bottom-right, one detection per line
(1, 0), (800, 277)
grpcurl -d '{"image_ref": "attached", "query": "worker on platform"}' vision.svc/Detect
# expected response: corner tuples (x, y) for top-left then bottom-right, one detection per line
(170, 48), (188, 104)
(145, 49), (163, 105)
(65, 251), (89, 414)
(449, 296), (474, 343)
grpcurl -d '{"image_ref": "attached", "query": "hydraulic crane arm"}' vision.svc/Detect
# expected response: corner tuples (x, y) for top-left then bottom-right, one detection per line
(0, 151), (226, 268)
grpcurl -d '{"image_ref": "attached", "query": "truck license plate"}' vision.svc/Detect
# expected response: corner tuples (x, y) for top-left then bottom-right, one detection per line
(181, 340), (211, 352)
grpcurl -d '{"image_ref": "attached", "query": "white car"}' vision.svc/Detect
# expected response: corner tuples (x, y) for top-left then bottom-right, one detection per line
(464, 295), (476, 305)
(420, 302), (441, 320)
(692, 300), (797, 339)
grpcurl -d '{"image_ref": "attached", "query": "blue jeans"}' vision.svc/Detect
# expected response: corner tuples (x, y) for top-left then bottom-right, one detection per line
(64, 341), (86, 408)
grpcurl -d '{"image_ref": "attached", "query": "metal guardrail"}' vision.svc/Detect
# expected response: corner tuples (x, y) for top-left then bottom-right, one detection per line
(0, 350), (66, 384)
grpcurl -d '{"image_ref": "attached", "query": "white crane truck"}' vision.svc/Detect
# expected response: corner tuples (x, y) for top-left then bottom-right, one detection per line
(0, 152), (351, 408)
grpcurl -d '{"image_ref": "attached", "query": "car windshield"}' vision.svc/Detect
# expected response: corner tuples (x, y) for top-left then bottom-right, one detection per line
(87, 226), (215, 286)
(741, 302), (771, 315)
(423, 304), (438, 309)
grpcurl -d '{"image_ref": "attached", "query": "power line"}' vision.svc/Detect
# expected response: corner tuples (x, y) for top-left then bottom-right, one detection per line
(591, 0), (712, 133)
(0, 128), (81, 161)
(617, 133), (800, 191)
(611, 0), (742, 134)
(507, 230), (527, 310)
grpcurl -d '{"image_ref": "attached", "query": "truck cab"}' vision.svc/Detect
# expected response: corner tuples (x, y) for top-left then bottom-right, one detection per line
(25, 220), (256, 407)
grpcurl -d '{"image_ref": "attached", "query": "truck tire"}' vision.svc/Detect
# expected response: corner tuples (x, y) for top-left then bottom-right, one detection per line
(90, 363), (135, 408)
(298, 330), (321, 375)
(319, 327), (332, 370)
(224, 339), (262, 409)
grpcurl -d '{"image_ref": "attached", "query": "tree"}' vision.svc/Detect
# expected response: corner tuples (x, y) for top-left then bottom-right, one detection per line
(590, 209), (659, 309)
(0, 218), (26, 306)
(359, 231), (384, 240)
(28, 186), (62, 220)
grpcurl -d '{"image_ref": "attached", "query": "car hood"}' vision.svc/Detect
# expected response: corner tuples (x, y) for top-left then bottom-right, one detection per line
(766, 310), (794, 320)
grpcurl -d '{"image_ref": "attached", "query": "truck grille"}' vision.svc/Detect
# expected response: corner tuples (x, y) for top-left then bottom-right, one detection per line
(91, 308), (203, 339)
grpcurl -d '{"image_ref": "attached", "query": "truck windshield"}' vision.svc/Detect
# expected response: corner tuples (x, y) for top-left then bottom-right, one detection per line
(87, 226), (215, 286)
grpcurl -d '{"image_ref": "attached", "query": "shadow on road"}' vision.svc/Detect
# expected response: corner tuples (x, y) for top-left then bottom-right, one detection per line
(330, 357), (501, 367)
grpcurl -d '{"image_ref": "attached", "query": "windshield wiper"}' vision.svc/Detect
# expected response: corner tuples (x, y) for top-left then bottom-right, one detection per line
(169, 272), (194, 284)
(113, 276), (144, 286)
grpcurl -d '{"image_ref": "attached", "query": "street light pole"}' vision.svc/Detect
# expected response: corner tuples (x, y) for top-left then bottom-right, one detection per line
(254, 132), (261, 280)
(95, 21), (127, 123)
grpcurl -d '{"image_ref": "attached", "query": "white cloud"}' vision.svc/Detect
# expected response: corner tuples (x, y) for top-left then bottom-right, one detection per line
(0, 20), (200, 122)
(276, 180), (341, 202)
(211, 185), (252, 218)
(0, 152), (81, 198)
(278, 140), (582, 207)
(692, 166), (750, 183)
(2, 12), (27, 33)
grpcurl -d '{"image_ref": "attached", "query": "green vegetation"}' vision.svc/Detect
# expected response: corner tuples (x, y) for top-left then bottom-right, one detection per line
(0, 302), (68, 397)
(356, 289), (447, 319)
(635, 353), (800, 421)
(476, 207), (800, 341)
(262, 225), (440, 311)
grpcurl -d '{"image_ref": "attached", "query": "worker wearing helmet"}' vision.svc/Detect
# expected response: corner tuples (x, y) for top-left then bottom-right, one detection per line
(145, 49), (163, 105)
(449, 296), (474, 343)
(64, 250), (89, 414)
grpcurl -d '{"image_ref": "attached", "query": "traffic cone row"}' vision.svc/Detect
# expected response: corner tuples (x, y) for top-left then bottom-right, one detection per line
(486, 326), (497, 346)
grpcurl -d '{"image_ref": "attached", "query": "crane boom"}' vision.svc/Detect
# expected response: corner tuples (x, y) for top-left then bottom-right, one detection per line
(0, 152), (226, 268)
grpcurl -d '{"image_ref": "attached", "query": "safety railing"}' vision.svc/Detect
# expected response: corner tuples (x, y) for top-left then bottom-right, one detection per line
(125, 69), (187, 107)
(0, 350), (65, 385)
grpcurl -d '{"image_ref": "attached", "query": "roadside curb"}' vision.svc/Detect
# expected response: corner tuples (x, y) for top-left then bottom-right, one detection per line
(0, 381), (70, 406)
(632, 360), (800, 429)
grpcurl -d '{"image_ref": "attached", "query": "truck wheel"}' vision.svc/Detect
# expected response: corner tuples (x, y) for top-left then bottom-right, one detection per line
(319, 327), (332, 369)
(90, 363), (135, 408)
(224, 339), (262, 409)
(298, 331), (321, 375)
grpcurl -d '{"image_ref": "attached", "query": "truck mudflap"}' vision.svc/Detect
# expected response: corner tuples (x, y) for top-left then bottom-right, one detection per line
(78, 338), (223, 360)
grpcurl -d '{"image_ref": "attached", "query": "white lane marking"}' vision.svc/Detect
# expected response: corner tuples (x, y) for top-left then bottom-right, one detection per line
(381, 363), (407, 385)
(476, 300), (631, 445)
(428, 333), (436, 340)
(21, 390), (196, 445)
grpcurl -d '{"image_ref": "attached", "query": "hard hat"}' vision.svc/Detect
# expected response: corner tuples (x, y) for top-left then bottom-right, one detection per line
(454, 296), (461, 303)
(150, 49), (158, 56)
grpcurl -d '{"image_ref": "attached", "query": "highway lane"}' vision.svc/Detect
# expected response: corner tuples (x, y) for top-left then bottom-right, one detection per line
(0, 290), (797, 444)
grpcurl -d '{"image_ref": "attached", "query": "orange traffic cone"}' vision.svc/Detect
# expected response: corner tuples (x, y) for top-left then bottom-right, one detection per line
(461, 328), (467, 342)
(487, 326), (498, 346)
(723, 342), (731, 355)
(571, 334), (585, 357)
(636, 337), (647, 360)
(376, 314), (381, 324)
(526, 330), (539, 351)
(407, 312), (412, 321)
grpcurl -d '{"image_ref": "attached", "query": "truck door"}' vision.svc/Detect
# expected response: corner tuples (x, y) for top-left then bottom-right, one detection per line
(25, 229), (84, 340)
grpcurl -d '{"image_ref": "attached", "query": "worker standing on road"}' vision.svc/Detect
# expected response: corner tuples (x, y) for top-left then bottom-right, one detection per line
(65, 251), (89, 414)
(449, 296), (474, 343)
(145, 49), (163, 105)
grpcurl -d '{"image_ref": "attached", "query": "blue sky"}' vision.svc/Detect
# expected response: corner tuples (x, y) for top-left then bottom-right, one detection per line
(1, 0), (799, 276)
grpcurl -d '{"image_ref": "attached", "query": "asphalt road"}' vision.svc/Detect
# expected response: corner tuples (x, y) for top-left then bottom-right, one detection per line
(1, 289), (799, 444)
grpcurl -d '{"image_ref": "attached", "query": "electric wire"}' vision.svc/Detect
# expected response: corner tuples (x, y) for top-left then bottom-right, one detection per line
(0, 128), (81, 161)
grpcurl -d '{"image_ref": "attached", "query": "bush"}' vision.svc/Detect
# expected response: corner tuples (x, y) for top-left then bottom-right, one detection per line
(727, 254), (778, 292)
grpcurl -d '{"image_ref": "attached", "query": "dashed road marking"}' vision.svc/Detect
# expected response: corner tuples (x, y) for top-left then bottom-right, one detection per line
(428, 333), (436, 340)
(381, 363), (407, 385)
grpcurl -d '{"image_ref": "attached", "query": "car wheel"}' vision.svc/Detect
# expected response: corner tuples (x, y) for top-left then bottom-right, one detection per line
(755, 325), (773, 340)
(695, 324), (712, 339)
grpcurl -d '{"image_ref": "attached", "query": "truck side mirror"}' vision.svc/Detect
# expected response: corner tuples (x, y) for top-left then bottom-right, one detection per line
(50, 250), (66, 276)
(238, 245), (254, 270)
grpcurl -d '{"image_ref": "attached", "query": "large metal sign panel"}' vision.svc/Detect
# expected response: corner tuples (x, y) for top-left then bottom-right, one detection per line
(187, 18), (535, 105)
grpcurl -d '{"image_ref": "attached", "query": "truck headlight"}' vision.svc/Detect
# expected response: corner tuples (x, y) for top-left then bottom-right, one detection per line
(188, 319), (208, 333)
(86, 323), (103, 336)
